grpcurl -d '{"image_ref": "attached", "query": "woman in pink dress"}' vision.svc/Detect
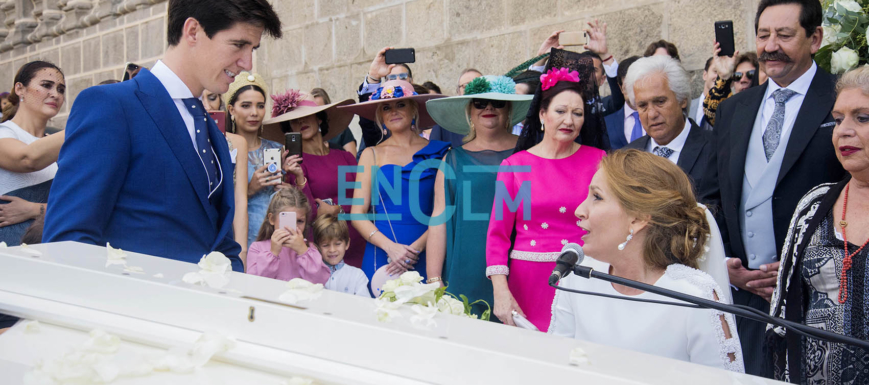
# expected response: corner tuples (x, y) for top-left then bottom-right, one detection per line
(487, 57), (609, 331)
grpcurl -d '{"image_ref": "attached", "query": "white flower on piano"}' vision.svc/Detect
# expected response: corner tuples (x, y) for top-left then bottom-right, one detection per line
(569, 346), (590, 366)
(182, 252), (232, 289)
(374, 297), (403, 323)
(409, 303), (439, 330)
(278, 278), (324, 304)
(436, 295), (465, 316)
(106, 242), (127, 268)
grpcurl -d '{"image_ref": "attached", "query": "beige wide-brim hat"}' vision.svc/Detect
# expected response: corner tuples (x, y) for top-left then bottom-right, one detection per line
(337, 80), (445, 128)
(261, 93), (355, 143)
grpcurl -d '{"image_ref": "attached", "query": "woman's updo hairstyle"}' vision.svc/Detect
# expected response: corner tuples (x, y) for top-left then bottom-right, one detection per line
(599, 149), (710, 269)
(3, 61), (64, 123)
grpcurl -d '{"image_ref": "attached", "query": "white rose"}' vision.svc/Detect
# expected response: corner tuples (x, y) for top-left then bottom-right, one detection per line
(437, 296), (466, 316)
(836, 0), (863, 13)
(832, 46), (860, 74)
(822, 24), (842, 47)
(399, 271), (422, 285)
(381, 278), (400, 294)
(198, 252), (231, 274)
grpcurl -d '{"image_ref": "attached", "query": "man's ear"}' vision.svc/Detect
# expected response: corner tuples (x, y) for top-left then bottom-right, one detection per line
(181, 17), (202, 46)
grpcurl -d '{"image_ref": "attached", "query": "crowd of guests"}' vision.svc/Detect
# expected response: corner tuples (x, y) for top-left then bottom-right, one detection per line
(0, 0), (867, 382)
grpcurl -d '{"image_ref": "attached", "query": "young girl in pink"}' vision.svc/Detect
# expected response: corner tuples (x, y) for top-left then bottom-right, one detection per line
(247, 188), (330, 283)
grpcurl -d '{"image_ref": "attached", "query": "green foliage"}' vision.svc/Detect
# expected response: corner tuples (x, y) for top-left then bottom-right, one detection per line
(819, 0), (869, 73)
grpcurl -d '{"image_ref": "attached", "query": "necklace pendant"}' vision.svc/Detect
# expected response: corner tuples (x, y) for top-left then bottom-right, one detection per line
(840, 220), (848, 229)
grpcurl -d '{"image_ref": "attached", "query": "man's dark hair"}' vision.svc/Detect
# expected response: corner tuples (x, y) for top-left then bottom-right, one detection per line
(167, 0), (282, 46)
(617, 56), (641, 86)
(643, 40), (681, 61)
(755, 0), (822, 37)
(422, 81), (441, 94)
(704, 57), (714, 72)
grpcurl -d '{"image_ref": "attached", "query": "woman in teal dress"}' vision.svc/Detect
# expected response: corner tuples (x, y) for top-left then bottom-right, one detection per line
(424, 76), (534, 318)
(341, 80), (447, 295)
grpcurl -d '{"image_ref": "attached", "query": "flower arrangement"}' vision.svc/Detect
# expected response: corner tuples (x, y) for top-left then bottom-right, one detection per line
(540, 67), (580, 91)
(271, 89), (304, 117)
(371, 85), (411, 100)
(463, 76), (518, 95)
(374, 271), (491, 326)
(817, 0), (869, 74)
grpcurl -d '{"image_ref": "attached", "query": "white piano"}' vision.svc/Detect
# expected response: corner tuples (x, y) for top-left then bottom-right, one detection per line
(0, 242), (782, 384)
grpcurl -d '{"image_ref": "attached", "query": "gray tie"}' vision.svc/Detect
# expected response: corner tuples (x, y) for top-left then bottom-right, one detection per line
(762, 88), (797, 161)
(653, 146), (674, 159)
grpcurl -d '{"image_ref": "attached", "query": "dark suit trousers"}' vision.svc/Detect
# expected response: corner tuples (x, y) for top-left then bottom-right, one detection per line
(732, 287), (770, 376)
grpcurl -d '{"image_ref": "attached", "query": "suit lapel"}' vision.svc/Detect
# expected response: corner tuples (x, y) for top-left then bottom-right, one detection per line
(729, 84), (767, 201)
(133, 69), (213, 216)
(206, 118), (235, 249)
(676, 122), (704, 174)
(776, 71), (835, 187)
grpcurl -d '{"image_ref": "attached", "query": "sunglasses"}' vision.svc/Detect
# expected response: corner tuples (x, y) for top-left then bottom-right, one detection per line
(387, 73), (409, 81)
(472, 99), (507, 109)
(733, 70), (756, 82)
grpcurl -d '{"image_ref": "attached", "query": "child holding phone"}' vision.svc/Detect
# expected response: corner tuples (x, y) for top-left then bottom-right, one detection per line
(312, 215), (371, 297)
(247, 189), (330, 283)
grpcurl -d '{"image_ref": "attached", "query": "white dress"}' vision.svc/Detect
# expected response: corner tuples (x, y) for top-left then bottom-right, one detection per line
(549, 257), (745, 373)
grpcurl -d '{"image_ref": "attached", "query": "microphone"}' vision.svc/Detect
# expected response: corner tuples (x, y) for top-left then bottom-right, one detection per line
(549, 243), (584, 285)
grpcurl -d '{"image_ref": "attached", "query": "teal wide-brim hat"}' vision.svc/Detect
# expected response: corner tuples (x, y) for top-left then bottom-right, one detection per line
(425, 75), (534, 136)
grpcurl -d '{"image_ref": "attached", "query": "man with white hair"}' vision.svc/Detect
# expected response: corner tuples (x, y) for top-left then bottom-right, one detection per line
(623, 55), (714, 189)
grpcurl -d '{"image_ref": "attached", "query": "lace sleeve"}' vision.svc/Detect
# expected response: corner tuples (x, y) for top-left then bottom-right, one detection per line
(667, 265), (745, 373)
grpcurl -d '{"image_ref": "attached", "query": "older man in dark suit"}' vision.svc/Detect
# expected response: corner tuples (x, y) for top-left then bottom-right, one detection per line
(622, 56), (714, 190)
(698, 0), (846, 376)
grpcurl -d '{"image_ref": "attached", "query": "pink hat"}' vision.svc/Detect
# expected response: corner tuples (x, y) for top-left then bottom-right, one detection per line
(338, 80), (445, 128)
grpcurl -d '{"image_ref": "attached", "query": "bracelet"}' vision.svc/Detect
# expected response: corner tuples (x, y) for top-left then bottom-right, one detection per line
(367, 75), (380, 84)
(601, 55), (613, 63)
(39, 204), (45, 217)
(296, 176), (307, 188)
(426, 277), (442, 284)
(367, 229), (380, 241)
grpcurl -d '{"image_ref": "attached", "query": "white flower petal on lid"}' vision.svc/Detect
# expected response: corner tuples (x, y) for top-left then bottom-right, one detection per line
(190, 331), (236, 367)
(569, 346), (590, 366)
(153, 273), (164, 279)
(82, 329), (121, 354)
(279, 278), (325, 304)
(20, 243), (43, 257)
(0, 241), (6, 248)
(286, 377), (317, 385)
(106, 243), (127, 267)
(123, 266), (145, 274)
(409, 303), (439, 330)
(24, 320), (41, 333)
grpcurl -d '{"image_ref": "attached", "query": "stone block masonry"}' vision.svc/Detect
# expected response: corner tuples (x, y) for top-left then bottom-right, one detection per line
(1, 0), (762, 131)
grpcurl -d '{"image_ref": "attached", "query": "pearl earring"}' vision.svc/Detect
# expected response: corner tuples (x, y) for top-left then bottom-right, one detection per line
(617, 228), (634, 251)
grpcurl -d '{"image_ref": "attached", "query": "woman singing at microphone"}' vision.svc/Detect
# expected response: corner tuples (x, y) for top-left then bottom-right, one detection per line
(549, 150), (744, 372)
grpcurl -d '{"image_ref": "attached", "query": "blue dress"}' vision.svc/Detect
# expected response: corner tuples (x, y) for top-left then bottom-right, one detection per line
(246, 138), (284, 247)
(362, 140), (451, 283)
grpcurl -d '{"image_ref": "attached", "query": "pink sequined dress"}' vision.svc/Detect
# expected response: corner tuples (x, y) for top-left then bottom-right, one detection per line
(486, 145), (605, 331)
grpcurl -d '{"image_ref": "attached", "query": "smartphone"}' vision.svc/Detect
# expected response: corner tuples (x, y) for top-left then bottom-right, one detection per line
(264, 148), (281, 174)
(560, 31), (586, 47)
(279, 211), (297, 231)
(285, 132), (303, 165)
(209, 111), (226, 134)
(384, 48), (416, 65)
(512, 311), (539, 331)
(715, 21), (735, 57)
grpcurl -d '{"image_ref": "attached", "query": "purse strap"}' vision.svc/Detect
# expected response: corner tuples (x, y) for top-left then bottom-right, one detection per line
(371, 148), (399, 271)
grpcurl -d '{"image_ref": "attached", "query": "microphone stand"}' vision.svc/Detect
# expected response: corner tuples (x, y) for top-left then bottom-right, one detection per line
(555, 265), (869, 351)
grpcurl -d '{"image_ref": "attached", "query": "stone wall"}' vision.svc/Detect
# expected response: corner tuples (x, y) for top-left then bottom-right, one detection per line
(0, 0), (762, 130)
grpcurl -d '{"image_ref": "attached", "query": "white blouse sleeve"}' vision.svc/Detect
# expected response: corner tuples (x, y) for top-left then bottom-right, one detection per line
(547, 280), (576, 338)
(669, 265), (745, 373)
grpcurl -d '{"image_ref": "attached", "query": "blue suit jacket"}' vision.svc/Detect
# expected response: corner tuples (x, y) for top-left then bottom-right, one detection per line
(43, 68), (243, 272)
(604, 107), (629, 150)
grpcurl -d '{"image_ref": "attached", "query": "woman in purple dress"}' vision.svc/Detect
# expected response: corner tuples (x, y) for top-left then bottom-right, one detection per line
(261, 90), (366, 267)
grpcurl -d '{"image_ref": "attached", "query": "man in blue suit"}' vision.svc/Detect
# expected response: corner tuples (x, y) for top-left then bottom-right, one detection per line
(604, 56), (641, 150)
(43, 0), (282, 272)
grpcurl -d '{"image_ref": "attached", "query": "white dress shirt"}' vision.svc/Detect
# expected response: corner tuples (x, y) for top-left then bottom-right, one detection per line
(693, 94), (706, 124)
(150, 60), (198, 151)
(760, 62), (817, 144)
(623, 104), (645, 142)
(646, 118), (691, 164)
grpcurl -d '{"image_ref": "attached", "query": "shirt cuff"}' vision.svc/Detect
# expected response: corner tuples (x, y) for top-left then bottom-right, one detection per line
(603, 60), (619, 78)
(486, 265), (509, 277)
(358, 77), (381, 96)
(529, 65), (545, 73)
